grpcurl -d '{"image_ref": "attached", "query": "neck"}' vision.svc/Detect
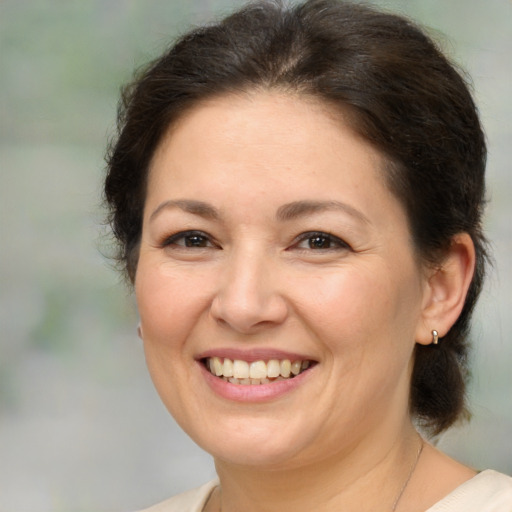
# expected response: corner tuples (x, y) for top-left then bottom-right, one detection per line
(213, 421), (422, 512)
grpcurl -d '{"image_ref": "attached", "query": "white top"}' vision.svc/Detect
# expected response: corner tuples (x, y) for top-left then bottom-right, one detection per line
(138, 470), (512, 512)
(425, 470), (512, 512)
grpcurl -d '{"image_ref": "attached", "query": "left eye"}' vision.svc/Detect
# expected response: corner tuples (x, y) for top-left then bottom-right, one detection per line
(182, 234), (210, 247)
(162, 230), (216, 248)
(294, 232), (350, 250)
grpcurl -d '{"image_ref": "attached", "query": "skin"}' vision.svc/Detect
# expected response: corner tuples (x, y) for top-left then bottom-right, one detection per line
(135, 92), (476, 512)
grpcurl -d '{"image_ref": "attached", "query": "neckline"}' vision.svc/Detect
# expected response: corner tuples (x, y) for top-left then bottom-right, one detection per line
(424, 470), (512, 511)
(201, 470), (512, 512)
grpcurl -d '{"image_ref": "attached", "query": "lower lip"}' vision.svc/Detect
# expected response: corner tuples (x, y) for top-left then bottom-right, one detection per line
(199, 363), (315, 403)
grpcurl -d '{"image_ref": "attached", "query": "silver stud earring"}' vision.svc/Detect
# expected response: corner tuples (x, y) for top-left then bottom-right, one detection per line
(432, 330), (439, 345)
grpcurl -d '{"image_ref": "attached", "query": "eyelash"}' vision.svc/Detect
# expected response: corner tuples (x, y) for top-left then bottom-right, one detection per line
(161, 230), (350, 252)
(292, 231), (351, 252)
(161, 230), (217, 249)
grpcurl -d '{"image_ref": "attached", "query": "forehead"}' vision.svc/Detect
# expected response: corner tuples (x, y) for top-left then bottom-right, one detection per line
(148, 91), (389, 193)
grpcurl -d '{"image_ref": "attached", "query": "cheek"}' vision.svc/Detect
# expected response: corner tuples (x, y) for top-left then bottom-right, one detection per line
(135, 264), (213, 416)
(293, 262), (422, 354)
(135, 263), (214, 348)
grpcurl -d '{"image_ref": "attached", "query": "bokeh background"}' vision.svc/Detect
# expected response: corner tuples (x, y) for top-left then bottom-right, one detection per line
(1, 1), (511, 511)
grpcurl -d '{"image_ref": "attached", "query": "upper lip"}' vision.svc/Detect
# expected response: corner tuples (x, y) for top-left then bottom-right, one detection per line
(195, 348), (317, 363)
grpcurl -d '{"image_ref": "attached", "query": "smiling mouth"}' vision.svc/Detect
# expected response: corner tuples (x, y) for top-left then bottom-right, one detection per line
(203, 357), (315, 385)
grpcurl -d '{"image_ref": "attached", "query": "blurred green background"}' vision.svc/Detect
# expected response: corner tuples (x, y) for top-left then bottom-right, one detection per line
(1, 1), (511, 511)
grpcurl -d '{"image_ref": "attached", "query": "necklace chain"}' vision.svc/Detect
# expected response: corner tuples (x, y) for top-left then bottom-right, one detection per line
(214, 437), (425, 512)
(391, 437), (424, 512)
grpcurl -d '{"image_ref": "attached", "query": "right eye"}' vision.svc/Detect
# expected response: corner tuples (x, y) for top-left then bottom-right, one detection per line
(161, 230), (216, 249)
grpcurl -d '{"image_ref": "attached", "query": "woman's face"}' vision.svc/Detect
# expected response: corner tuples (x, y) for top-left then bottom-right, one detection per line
(136, 92), (429, 469)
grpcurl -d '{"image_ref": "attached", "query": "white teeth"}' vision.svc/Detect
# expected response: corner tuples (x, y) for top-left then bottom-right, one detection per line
(206, 357), (313, 384)
(280, 359), (291, 378)
(212, 356), (223, 376)
(233, 360), (249, 379)
(249, 360), (267, 379)
(267, 359), (281, 378)
(223, 358), (234, 377)
(291, 360), (301, 375)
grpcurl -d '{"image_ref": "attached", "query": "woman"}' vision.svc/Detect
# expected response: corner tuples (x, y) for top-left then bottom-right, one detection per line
(104, 1), (512, 510)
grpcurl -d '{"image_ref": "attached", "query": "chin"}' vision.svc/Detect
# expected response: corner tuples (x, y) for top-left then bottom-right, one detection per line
(184, 413), (322, 469)
(209, 441), (306, 469)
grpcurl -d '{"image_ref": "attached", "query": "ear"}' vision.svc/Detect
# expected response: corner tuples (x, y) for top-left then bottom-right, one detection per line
(415, 233), (476, 345)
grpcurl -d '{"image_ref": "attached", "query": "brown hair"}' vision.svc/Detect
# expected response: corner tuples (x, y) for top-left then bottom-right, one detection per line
(104, 0), (487, 435)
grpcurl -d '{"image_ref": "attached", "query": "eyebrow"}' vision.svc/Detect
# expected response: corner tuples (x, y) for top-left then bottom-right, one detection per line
(276, 200), (370, 224)
(149, 199), (221, 222)
(149, 198), (370, 225)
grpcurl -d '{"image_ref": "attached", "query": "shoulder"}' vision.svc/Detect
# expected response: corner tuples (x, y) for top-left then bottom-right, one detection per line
(136, 480), (219, 512)
(426, 470), (512, 512)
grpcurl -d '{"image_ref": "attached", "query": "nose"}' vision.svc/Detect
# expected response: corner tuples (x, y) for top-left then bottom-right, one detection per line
(210, 248), (288, 334)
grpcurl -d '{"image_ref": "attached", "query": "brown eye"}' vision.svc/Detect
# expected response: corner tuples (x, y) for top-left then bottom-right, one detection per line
(308, 235), (332, 249)
(184, 234), (209, 247)
(294, 231), (350, 251)
(162, 230), (216, 249)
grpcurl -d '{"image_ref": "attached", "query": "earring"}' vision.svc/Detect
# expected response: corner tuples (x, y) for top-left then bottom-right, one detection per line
(137, 324), (142, 339)
(432, 330), (439, 345)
